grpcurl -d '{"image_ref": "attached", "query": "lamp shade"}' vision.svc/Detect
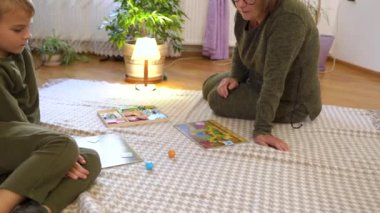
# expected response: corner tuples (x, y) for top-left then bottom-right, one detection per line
(131, 37), (161, 61)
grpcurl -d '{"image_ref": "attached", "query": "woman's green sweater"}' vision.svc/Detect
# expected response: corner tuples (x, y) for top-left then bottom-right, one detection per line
(230, 0), (322, 135)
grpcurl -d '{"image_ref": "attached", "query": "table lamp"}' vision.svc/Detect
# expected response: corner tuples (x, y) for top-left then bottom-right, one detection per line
(131, 37), (161, 91)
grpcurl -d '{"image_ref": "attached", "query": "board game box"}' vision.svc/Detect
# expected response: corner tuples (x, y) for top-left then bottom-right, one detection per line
(174, 120), (248, 149)
(74, 134), (143, 168)
(97, 105), (168, 128)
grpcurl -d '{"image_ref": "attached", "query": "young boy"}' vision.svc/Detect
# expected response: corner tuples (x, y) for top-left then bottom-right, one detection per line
(0, 1), (101, 212)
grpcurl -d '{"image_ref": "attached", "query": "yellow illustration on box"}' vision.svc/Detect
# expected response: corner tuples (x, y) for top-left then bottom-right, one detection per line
(175, 120), (248, 149)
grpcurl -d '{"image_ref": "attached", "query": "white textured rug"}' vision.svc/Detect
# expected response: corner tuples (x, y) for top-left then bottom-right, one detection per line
(39, 79), (380, 213)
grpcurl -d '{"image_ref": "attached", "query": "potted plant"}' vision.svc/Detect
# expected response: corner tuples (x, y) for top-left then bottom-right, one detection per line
(102, 0), (187, 82)
(302, 0), (335, 71)
(37, 33), (88, 66)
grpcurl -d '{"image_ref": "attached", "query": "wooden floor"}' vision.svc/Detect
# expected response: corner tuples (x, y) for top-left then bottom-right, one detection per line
(34, 53), (380, 110)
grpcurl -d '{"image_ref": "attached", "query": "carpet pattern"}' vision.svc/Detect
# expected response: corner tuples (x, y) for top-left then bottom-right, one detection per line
(38, 79), (380, 213)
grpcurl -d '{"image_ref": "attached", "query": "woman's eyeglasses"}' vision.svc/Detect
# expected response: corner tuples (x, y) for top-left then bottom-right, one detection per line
(232, 0), (256, 5)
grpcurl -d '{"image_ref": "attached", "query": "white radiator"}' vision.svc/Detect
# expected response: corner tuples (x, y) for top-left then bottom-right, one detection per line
(30, 0), (236, 56)
(181, 0), (208, 45)
(181, 0), (236, 47)
(31, 0), (119, 56)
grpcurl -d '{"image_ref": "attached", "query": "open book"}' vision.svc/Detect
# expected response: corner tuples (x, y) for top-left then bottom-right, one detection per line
(174, 120), (248, 149)
(97, 105), (168, 128)
(74, 134), (143, 168)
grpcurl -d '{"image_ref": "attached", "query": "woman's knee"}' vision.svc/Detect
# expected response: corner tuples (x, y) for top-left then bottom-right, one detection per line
(202, 72), (230, 100)
(207, 86), (258, 120)
(207, 90), (229, 117)
(202, 75), (217, 100)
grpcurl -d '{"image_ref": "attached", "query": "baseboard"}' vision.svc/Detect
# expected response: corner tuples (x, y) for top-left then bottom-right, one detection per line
(178, 45), (203, 57)
(180, 45), (234, 58)
(178, 46), (380, 77)
(329, 56), (380, 76)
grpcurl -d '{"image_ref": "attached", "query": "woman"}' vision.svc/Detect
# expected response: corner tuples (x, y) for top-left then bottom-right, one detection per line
(202, 0), (322, 151)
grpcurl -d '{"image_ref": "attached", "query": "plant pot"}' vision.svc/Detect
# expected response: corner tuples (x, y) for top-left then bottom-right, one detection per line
(123, 42), (168, 83)
(319, 35), (335, 71)
(41, 54), (62, 66)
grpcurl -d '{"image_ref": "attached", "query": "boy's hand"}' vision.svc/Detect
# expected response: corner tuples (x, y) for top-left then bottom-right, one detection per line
(253, 134), (289, 151)
(67, 155), (89, 180)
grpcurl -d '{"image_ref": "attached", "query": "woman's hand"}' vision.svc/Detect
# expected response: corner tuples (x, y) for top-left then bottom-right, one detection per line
(217, 77), (239, 98)
(253, 134), (289, 151)
(67, 155), (89, 180)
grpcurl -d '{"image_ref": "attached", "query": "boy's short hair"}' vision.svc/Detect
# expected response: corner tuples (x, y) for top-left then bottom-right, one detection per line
(0, 0), (35, 20)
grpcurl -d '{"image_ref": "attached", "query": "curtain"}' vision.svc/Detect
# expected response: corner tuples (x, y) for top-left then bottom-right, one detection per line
(202, 0), (230, 60)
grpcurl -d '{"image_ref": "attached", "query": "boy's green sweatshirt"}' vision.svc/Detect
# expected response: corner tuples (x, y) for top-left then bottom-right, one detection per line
(0, 47), (40, 123)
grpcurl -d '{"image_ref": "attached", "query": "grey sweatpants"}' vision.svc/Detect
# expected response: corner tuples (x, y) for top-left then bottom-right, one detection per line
(0, 121), (101, 213)
(202, 72), (308, 123)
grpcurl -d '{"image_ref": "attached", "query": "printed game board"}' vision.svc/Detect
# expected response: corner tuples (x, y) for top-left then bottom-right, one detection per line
(74, 134), (143, 168)
(97, 105), (168, 127)
(174, 120), (248, 149)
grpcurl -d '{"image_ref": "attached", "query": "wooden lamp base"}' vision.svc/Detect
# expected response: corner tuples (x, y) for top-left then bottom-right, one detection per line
(124, 75), (165, 84)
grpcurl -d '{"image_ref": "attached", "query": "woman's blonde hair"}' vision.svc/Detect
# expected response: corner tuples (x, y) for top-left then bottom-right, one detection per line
(0, 0), (34, 20)
(231, 0), (283, 14)
(260, 0), (284, 14)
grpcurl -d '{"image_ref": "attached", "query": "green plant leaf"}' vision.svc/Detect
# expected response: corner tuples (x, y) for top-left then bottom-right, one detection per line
(37, 31), (89, 65)
(101, 0), (187, 53)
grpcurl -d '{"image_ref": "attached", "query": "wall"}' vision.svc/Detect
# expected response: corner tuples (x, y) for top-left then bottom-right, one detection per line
(317, 0), (340, 35)
(181, 0), (341, 47)
(30, 0), (380, 72)
(189, 0), (380, 73)
(332, 0), (380, 72)
(31, 0), (235, 56)
(31, 0), (120, 56)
